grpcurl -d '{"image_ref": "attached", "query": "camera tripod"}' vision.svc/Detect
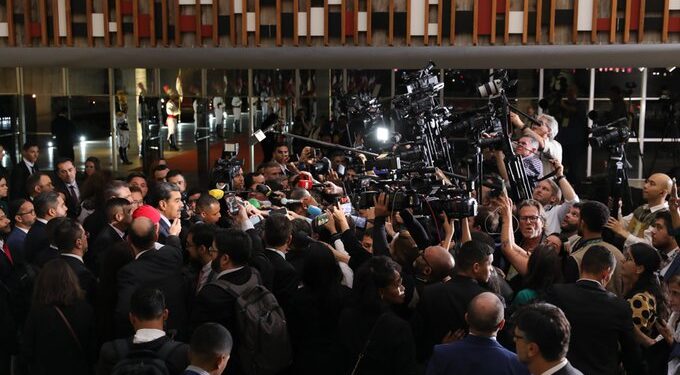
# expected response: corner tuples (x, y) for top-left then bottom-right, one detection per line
(607, 144), (634, 216)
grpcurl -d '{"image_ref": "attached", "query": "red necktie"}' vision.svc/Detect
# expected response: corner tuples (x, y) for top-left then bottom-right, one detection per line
(3, 243), (13, 265)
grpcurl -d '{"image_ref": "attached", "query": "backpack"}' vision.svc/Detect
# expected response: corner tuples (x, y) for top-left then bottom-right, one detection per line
(110, 338), (183, 375)
(212, 272), (292, 375)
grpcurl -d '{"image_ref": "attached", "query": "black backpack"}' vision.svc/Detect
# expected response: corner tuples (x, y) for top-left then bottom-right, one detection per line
(110, 338), (183, 375)
(211, 272), (292, 375)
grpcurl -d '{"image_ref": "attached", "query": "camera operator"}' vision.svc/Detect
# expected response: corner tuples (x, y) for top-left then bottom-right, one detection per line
(510, 112), (563, 175)
(531, 160), (579, 235)
(494, 136), (543, 185)
(230, 166), (245, 191)
(605, 172), (673, 248)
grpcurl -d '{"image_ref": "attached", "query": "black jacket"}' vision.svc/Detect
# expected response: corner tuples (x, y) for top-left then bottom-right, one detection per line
(96, 241), (133, 344)
(24, 221), (55, 268)
(60, 254), (98, 306)
(553, 362), (584, 375)
(20, 300), (97, 375)
(83, 210), (107, 245)
(9, 161), (34, 201)
(86, 224), (125, 277)
(411, 274), (488, 361)
(115, 236), (189, 340)
(262, 249), (299, 313)
(545, 280), (644, 375)
(338, 308), (417, 375)
(191, 265), (255, 375)
(52, 173), (85, 219)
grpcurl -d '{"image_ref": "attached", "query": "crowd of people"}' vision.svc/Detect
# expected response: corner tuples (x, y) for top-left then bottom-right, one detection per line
(0, 131), (679, 375)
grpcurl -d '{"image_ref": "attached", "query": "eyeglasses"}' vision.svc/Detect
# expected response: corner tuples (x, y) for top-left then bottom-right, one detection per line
(17, 209), (35, 216)
(519, 215), (540, 223)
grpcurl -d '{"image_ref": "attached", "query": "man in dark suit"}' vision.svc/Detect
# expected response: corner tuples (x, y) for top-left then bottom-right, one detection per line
(24, 191), (68, 268)
(150, 182), (183, 244)
(115, 214), (188, 340)
(98, 288), (189, 375)
(185, 223), (217, 295)
(50, 108), (76, 161)
(191, 228), (257, 375)
(427, 292), (529, 375)
(83, 180), (132, 241)
(6, 199), (36, 264)
(413, 240), (493, 361)
(24, 172), (54, 201)
(183, 323), (233, 375)
(262, 214), (299, 313)
(52, 158), (85, 218)
(10, 142), (39, 201)
(545, 246), (644, 375)
(54, 218), (97, 304)
(85, 197), (132, 277)
(513, 303), (583, 375)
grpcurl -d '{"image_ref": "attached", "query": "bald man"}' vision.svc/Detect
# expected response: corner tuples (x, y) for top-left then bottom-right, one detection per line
(605, 172), (673, 248)
(413, 246), (455, 292)
(427, 292), (529, 375)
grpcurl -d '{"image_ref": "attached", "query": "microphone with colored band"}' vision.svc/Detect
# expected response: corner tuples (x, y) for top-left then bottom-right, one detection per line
(280, 198), (302, 206)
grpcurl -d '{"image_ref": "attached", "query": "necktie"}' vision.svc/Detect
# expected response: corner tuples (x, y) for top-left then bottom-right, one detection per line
(196, 268), (207, 294)
(69, 185), (79, 203)
(2, 243), (13, 265)
(30, 166), (34, 175)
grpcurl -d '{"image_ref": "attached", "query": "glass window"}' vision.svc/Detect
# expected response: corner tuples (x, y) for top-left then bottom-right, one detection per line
(69, 68), (109, 95)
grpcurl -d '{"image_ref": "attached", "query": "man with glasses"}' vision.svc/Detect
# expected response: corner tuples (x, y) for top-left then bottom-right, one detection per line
(6, 199), (36, 263)
(510, 112), (563, 176)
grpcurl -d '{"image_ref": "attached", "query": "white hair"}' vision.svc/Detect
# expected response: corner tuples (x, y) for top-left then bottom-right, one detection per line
(537, 114), (559, 140)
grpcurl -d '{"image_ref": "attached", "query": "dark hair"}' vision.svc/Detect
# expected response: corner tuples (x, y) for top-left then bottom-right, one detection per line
(196, 194), (219, 214)
(302, 242), (343, 295)
(23, 141), (39, 151)
(54, 157), (74, 170)
(32, 259), (83, 307)
(54, 218), (83, 252)
(152, 164), (169, 173)
(655, 211), (674, 234)
(130, 288), (166, 320)
(8, 198), (28, 224)
(129, 218), (157, 250)
(524, 245), (563, 292)
(151, 182), (180, 208)
(25, 172), (50, 197)
(34, 191), (60, 218)
(513, 303), (571, 361)
(126, 172), (148, 183)
(578, 200), (610, 232)
(581, 245), (616, 275)
(129, 185), (143, 195)
(264, 214), (292, 247)
(626, 243), (667, 321)
(273, 142), (289, 152)
(190, 323), (233, 364)
(47, 217), (70, 247)
(105, 197), (131, 222)
(473, 206), (500, 233)
(214, 228), (252, 266)
(290, 218), (312, 250)
(189, 223), (215, 249)
(353, 256), (401, 313)
(166, 169), (183, 180)
(80, 171), (113, 208)
(244, 172), (263, 190)
(104, 180), (130, 200)
(456, 240), (493, 272)
(85, 156), (101, 171)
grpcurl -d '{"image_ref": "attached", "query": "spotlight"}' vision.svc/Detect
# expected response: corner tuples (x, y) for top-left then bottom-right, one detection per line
(79, 136), (86, 142)
(31, 94), (36, 99)
(47, 141), (53, 147)
(669, 67), (676, 72)
(376, 126), (390, 143)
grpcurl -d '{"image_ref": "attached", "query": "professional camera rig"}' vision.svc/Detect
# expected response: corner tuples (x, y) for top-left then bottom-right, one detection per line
(259, 62), (541, 219)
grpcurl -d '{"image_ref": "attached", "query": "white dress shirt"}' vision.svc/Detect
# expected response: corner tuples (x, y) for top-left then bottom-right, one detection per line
(540, 358), (568, 375)
(61, 253), (84, 263)
(132, 328), (166, 344)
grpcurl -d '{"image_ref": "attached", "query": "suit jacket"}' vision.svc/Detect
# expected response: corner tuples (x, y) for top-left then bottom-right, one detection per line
(6, 227), (27, 265)
(426, 335), (530, 375)
(664, 253), (680, 281)
(96, 241), (134, 344)
(262, 248), (299, 313)
(191, 265), (255, 375)
(23, 221), (53, 267)
(60, 254), (98, 305)
(0, 241), (16, 284)
(83, 209), (107, 245)
(86, 224), (125, 277)
(545, 280), (644, 375)
(553, 362), (584, 375)
(115, 235), (189, 340)
(52, 173), (85, 219)
(158, 217), (171, 245)
(412, 274), (488, 361)
(9, 161), (34, 201)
